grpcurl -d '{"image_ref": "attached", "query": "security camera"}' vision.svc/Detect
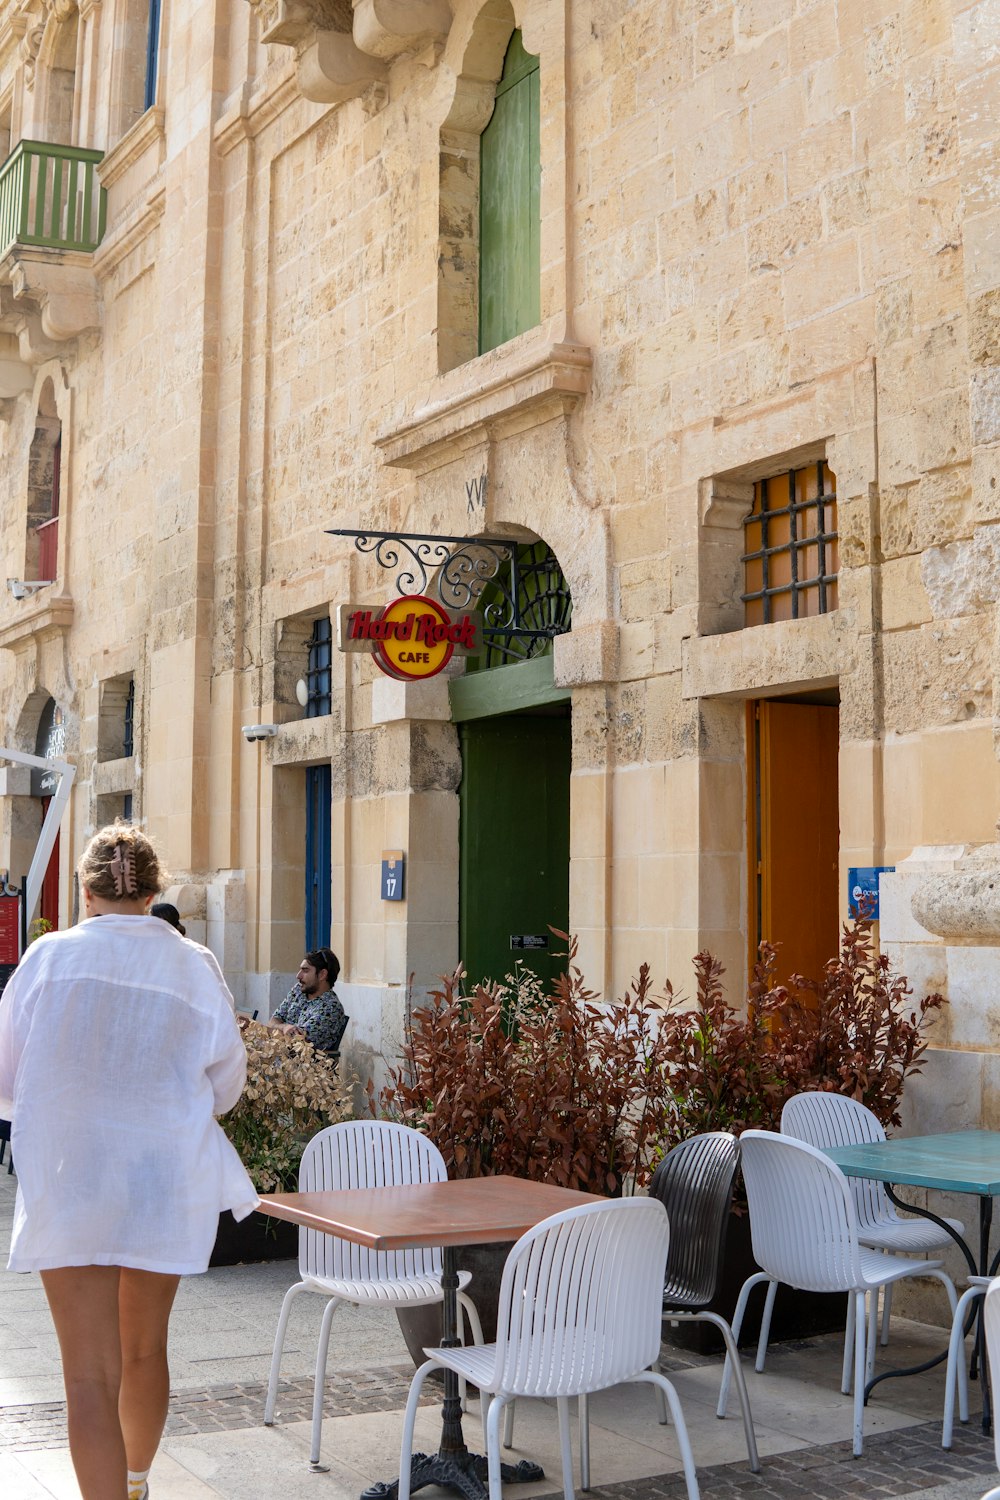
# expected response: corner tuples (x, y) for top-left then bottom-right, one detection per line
(7, 578), (51, 599)
(242, 723), (279, 742)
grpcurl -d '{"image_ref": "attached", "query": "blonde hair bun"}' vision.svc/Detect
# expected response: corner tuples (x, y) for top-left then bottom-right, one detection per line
(77, 820), (168, 901)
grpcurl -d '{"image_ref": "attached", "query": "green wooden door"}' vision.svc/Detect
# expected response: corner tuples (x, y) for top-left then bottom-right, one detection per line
(479, 30), (540, 354)
(459, 712), (570, 993)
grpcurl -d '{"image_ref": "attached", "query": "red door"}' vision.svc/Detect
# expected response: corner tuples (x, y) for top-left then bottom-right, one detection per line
(39, 798), (60, 930)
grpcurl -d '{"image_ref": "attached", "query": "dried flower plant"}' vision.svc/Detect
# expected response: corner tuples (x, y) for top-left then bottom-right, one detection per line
(219, 1023), (352, 1192)
(376, 935), (675, 1194)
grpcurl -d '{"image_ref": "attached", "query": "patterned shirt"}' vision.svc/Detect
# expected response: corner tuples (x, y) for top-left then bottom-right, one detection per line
(272, 985), (348, 1055)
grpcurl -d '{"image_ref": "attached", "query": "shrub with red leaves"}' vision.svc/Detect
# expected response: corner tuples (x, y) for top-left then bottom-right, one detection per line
(374, 917), (945, 1192)
(375, 936), (675, 1195)
(654, 915), (946, 1155)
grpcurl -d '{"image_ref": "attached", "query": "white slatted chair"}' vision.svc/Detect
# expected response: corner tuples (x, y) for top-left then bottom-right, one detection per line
(943, 1275), (987, 1447)
(979, 1280), (1000, 1500)
(719, 1131), (958, 1457)
(782, 1092), (964, 1349)
(398, 1197), (700, 1500)
(264, 1121), (484, 1470)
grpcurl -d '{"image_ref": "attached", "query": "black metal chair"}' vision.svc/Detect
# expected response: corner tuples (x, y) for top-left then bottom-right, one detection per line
(651, 1132), (760, 1473)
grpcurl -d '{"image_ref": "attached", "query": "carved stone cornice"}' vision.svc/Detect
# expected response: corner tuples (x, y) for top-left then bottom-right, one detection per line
(352, 0), (451, 62)
(0, 248), (100, 359)
(0, 280), (61, 365)
(7, 249), (99, 341)
(259, 0), (350, 46)
(19, 20), (45, 90)
(245, 0), (450, 107)
(0, 9), (29, 55)
(41, 0), (78, 22)
(297, 29), (386, 104)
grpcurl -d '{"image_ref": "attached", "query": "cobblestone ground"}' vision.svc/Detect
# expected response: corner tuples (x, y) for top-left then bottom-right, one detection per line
(1, 1364), (995, 1499)
(568, 1422), (996, 1498)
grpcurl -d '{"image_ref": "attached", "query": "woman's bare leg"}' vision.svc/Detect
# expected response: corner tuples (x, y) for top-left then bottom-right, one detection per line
(40, 1266), (127, 1500)
(118, 1268), (181, 1474)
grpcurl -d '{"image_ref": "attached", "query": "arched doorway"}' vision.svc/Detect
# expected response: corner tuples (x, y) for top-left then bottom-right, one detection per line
(451, 542), (573, 991)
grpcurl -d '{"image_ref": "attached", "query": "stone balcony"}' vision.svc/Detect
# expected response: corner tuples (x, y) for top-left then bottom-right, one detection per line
(0, 139), (107, 408)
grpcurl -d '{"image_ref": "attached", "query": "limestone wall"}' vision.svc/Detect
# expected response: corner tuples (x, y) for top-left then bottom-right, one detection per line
(0, 0), (996, 1102)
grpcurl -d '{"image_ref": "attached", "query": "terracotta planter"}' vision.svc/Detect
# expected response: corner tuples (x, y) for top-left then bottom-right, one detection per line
(209, 1209), (298, 1267)
(662, 1210), (847, 1354)
(396, 1241), (514, 1368)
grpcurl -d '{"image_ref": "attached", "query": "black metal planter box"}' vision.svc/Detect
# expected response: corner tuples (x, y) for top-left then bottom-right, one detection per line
(662, 1210), (847, 1355)
(209, 1209), (298, 1267)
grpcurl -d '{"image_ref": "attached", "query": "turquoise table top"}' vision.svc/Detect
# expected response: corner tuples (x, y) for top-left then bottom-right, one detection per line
(825, 1129), (1000, 1196)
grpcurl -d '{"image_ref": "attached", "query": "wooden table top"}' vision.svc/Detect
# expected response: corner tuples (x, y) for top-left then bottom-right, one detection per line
(258, 1174), (606, 1251)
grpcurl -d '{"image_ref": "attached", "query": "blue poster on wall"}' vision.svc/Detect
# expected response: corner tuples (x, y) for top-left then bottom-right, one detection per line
(847, 866), (895, 919)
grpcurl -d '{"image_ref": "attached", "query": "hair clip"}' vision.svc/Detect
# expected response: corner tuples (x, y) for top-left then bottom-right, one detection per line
(109, 840), (138, 898)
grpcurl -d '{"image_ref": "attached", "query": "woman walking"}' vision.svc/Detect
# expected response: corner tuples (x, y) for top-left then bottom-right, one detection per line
(0, 822), (258, 1500)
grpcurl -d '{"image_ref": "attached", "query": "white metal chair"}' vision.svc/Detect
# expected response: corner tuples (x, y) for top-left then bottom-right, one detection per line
(782, 1092), (964, 1346)
(264, 1121), (484, 1469)
(398, 1197), (700, 1500)
(978, 1280), (1000, 1500)
(718, 1131), (959, 1457)
(500, 1133), (759, 1478)
(943, 1275), (986, 1447)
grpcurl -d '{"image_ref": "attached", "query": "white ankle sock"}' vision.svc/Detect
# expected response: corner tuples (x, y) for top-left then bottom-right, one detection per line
(127, 1469), (150, 1500)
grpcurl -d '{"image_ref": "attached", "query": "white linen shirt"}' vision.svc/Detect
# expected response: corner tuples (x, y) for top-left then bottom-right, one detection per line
(0, 914), (259, 1274)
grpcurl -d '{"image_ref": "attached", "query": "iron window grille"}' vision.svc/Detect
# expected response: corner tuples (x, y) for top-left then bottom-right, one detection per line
(123, 677), (135, 759)
(306, 617), (333, 717)
(741, 461), (839, 626)
(469, 540), (573, 669)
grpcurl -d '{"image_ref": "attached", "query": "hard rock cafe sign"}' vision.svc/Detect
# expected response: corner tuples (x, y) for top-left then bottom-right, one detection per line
(338, 596), (481, 682)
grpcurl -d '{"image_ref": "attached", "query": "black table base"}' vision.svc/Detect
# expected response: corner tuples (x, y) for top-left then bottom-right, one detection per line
(361, 1450), (544, 1500)
(863, 1185), (992, 1435)
(360, 1245), (545, 1500)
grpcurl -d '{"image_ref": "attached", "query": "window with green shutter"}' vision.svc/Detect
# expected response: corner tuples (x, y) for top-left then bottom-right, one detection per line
(478, 30), (540, 355)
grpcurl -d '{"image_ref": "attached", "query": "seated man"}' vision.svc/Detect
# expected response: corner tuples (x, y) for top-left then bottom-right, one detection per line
(264, 947), (348, 1058)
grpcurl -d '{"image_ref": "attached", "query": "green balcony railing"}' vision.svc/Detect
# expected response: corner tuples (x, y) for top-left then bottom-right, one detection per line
(0, 140), (107, 261)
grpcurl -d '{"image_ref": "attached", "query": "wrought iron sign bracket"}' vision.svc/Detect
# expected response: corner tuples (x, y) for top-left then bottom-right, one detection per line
(327, 529), (573, 666)
(328, 528), (512, 608)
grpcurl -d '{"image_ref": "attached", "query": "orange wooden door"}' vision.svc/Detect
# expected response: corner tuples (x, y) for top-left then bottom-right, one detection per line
(750, 701), (840, 989)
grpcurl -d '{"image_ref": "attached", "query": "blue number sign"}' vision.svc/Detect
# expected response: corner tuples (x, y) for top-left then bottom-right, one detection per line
(381, 850), (405, 903)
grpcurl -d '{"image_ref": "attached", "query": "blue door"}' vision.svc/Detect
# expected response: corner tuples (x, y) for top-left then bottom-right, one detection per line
(305, 765), (332, 951)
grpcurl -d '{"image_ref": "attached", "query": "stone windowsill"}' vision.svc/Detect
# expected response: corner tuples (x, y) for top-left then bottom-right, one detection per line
(98, 107), (166, 190)
(267, 713), (338, 767)
(0, 591), (74, 651)
(375, 338), (593, 475)
(92, 755), (135, 796)
(681, 611), (842, 701)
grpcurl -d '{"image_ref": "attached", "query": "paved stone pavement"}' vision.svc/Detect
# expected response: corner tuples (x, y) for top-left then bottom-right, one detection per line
(2, 1166), (998, 1498)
